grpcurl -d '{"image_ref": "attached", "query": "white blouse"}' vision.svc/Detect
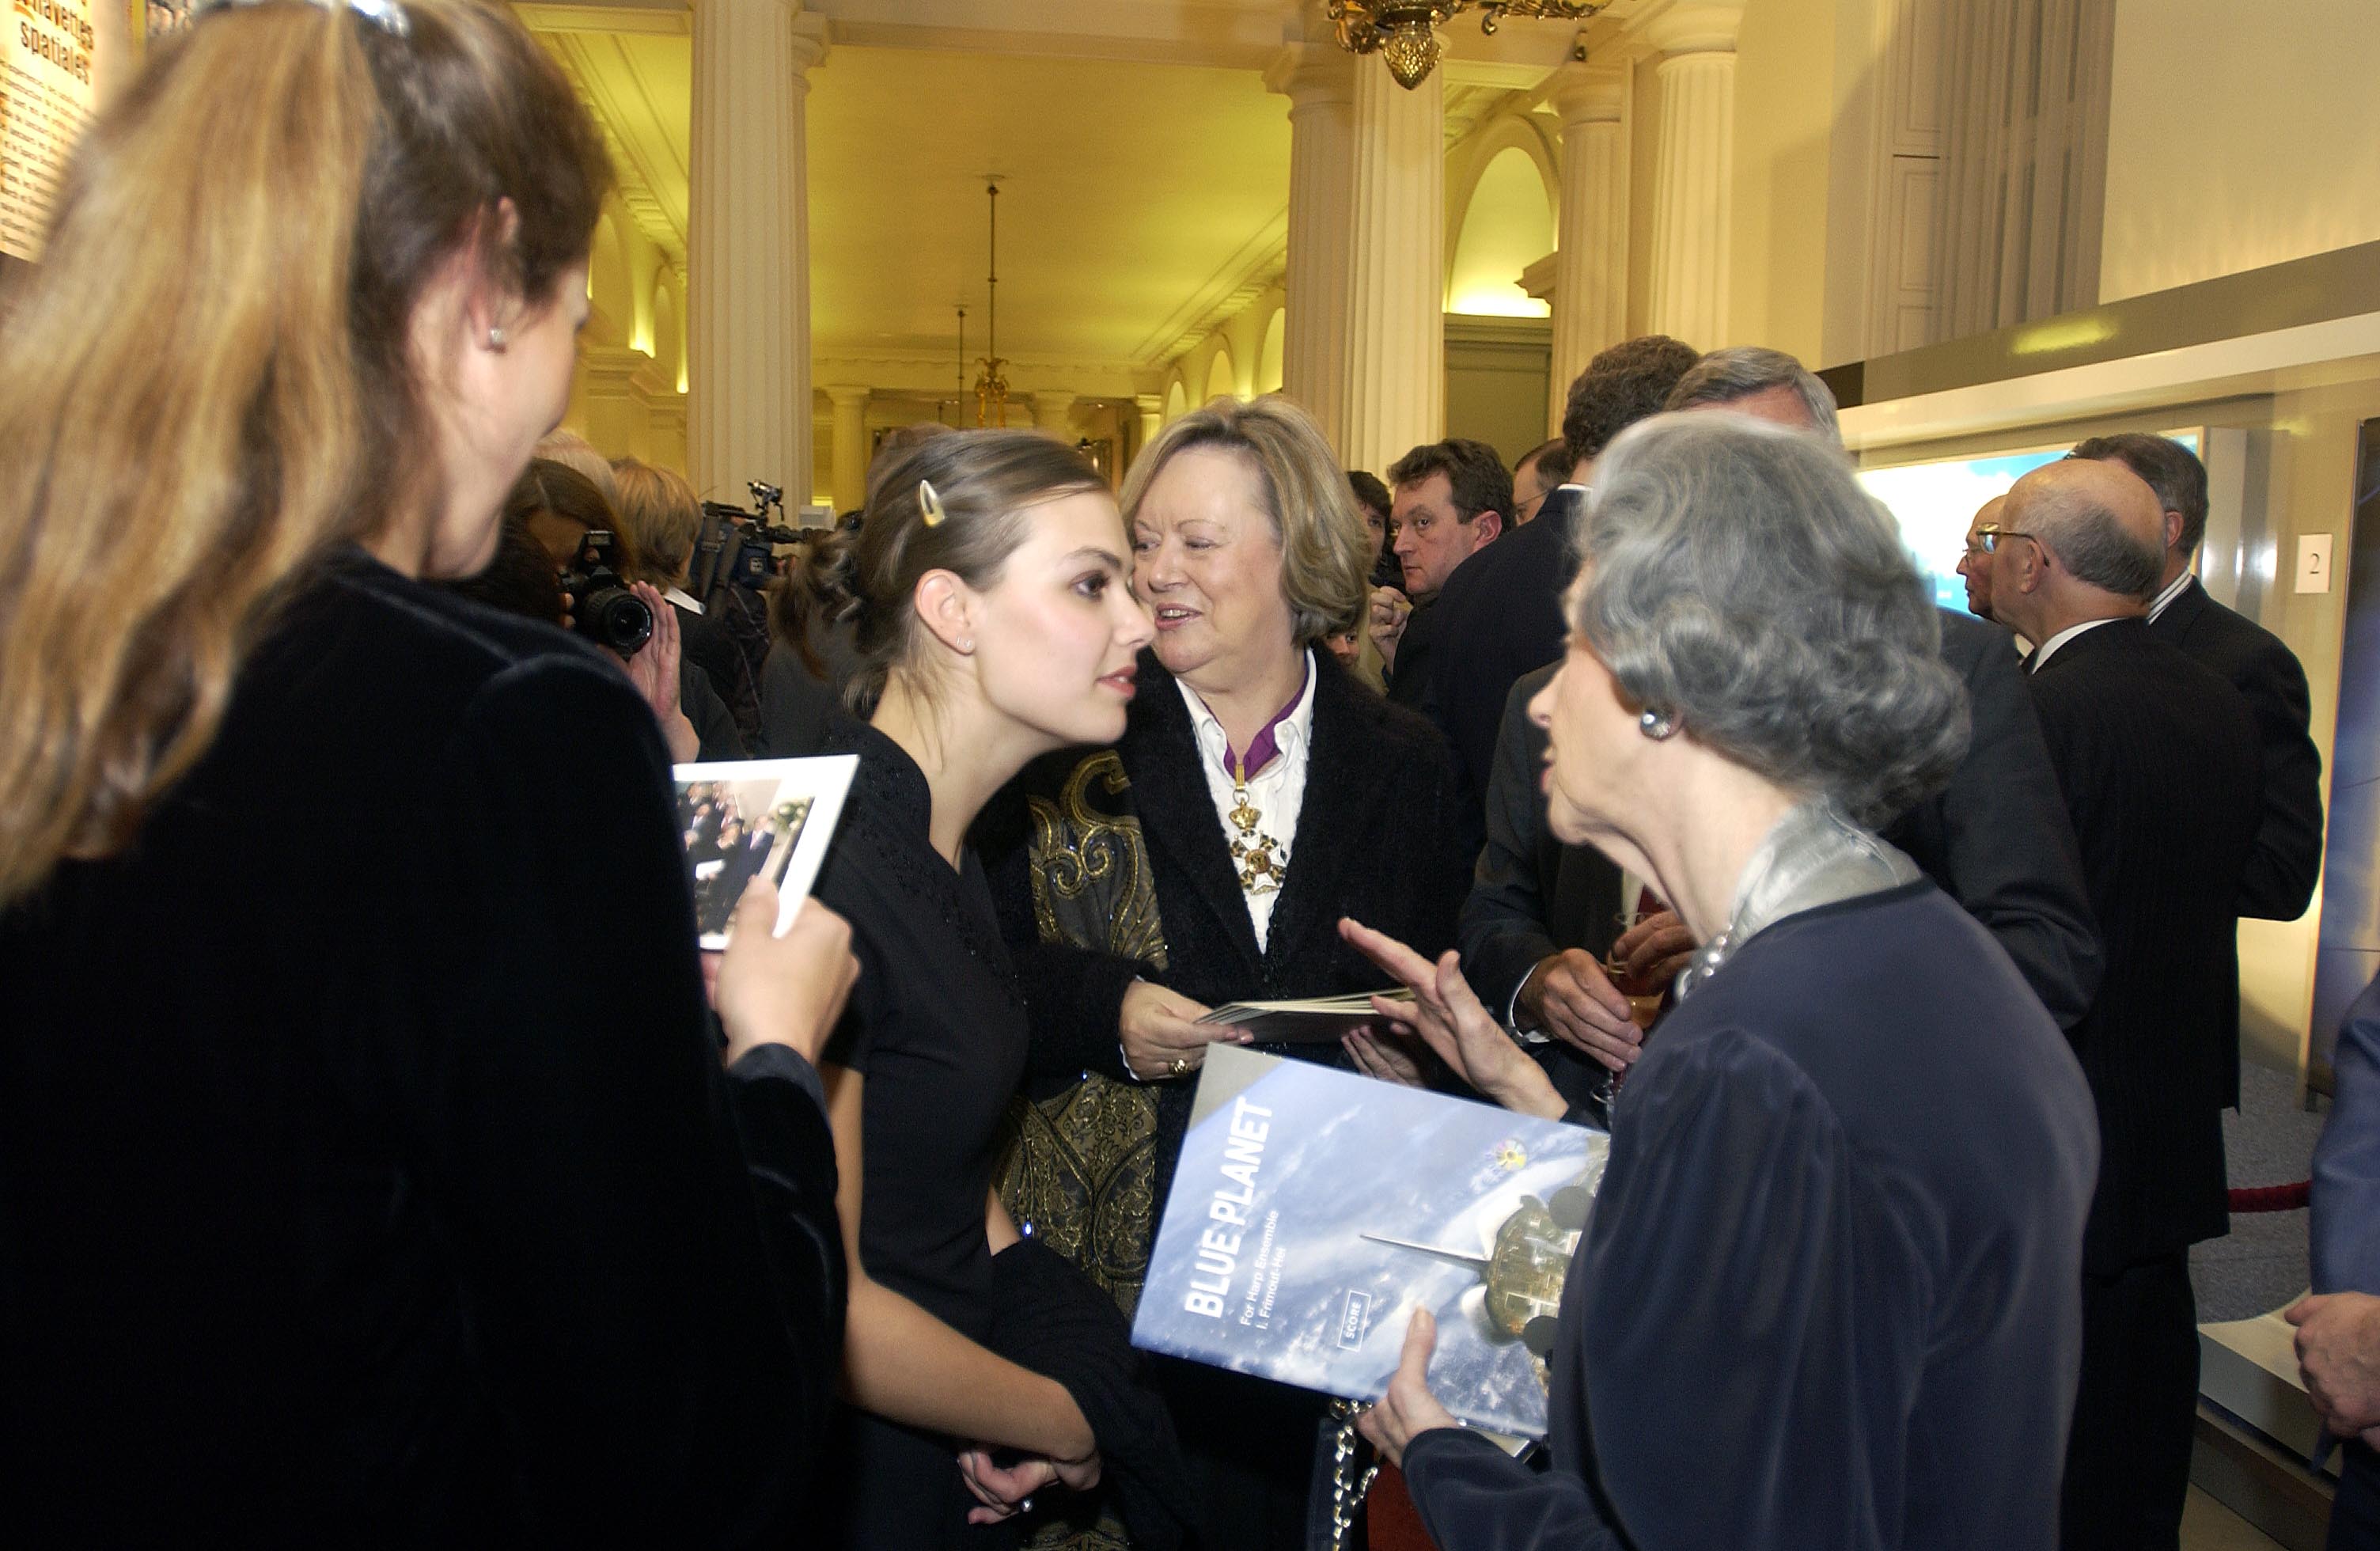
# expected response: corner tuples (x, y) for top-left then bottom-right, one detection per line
(1174, 654), (1318, 952)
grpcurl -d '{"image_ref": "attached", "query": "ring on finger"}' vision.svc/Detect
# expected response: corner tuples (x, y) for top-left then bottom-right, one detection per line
(1168, 1056), (1195, 1079)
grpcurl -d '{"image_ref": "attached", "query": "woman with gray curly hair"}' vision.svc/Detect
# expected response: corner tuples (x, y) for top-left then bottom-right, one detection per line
(1340, 413), (2102, 1549)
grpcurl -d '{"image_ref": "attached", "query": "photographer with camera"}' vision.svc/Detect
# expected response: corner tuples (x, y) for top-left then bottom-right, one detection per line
(615, 457), (762, 745)
(510, 458), (745, 761)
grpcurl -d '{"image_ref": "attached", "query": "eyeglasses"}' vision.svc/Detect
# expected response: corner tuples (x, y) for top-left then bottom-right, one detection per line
(1973, 524), (2043, 556)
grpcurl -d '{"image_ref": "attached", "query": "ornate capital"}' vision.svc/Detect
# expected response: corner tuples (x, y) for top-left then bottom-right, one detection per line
(1631, 0), (1744, 57)
(1264, 43), (1355, 108)
(1545, 60), (1625, 127)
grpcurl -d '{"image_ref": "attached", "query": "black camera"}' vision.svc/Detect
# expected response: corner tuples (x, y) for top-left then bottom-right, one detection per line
(559, 529), (654, 654)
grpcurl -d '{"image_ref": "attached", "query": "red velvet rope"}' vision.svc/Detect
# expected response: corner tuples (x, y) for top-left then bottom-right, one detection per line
(2229, 1181), (2312, 1213)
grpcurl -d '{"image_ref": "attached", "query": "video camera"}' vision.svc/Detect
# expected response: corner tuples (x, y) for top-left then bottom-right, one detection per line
(560, 529), (654, 654)
(695, 479), (805, 603)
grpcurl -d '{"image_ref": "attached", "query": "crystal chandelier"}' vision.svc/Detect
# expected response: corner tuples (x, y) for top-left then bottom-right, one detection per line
(1328, 2), (1608, 89)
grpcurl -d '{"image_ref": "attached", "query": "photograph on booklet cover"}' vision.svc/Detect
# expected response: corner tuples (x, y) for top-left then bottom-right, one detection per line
(673, 755), (857, 946)
(1132, 1045), (1607, 1438)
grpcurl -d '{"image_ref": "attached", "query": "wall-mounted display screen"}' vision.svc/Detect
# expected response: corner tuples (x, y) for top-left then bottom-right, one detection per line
(1858, 433), (2203, 614)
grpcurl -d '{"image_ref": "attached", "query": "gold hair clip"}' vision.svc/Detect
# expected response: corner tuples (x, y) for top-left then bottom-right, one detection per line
(919, 480), (947, 528)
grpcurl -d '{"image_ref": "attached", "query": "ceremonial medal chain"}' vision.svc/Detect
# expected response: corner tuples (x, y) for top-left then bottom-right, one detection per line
(1226, 757), (1286, 896)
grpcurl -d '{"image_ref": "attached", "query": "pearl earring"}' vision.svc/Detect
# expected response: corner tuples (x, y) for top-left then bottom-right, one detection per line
(959, 637), (975, 652)
(1639, 709), (1676, 741)
(486, 326), (506, 351)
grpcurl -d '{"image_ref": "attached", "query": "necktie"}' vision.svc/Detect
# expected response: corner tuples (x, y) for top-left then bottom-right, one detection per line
(2022, 647), (2041, 674)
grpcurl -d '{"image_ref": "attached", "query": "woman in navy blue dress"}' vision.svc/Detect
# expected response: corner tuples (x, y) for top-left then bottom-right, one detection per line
(1345, 413), (2103, 1550)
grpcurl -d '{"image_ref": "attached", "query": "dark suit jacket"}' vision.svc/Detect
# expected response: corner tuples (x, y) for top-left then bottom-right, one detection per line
(981, 649), (1472, 1212)
(2148, 577), (2323, 920)
(1881, 609), (2102, 1029)
(2026, 617), (2262, 1269)
(1383, 593), (1441, 715)
(1419, 485), (1583, 829)
(1459, 611), (2103, 1034)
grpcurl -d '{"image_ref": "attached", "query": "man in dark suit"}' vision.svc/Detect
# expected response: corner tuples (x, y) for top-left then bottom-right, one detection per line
(1416, 337), (1700, 852)
(1367, 438), (1510, 722)
(2074, 433), (2321, 920)
(2071, 434), (2323, 1094)
(1990, 457), (2263, 1551)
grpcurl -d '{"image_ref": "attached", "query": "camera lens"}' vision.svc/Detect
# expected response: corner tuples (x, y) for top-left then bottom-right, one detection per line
(586, 586), (654, 654)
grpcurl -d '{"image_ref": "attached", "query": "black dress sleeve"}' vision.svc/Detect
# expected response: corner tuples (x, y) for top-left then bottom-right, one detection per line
(395, 654), (843, 1542)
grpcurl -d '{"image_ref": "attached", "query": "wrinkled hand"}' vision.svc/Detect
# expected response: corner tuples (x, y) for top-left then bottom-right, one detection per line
(1344, 1026), (1431, 1088)
(1613, 909), (1696, 991)
(2287, 1292), (2380, 1435)
(712, 878), (860, 1067)
(1517, 949), (1641, 1073)
(1120, 979), (1230, 1081)
(1354, 1310), (1461, 1470)
(1340, 917), (1563, 1119)
(956, 1446), (1101, 1526)
(1367, 586), (1412, 671)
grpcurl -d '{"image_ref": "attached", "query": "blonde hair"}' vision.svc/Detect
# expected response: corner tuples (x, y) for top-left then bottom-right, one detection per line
(611, 457), (702, 586)
(0, 0), (611, 906)
(537, 428), (620, 510)
(1119, 396), (1370, 642)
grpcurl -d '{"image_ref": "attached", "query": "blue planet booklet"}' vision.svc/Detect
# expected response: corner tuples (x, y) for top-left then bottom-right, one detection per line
(1131, 1045), (1609, 1439)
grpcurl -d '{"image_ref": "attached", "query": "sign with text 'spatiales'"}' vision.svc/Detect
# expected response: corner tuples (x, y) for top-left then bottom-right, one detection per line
(2, 0), (131, 260)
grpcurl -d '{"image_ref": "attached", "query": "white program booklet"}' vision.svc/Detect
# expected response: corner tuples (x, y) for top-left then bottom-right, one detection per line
(672, 755), (858, 948)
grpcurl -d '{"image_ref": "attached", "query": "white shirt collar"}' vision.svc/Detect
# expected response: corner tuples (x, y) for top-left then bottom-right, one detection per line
(1177, 651), (1318, 779)
(663, 586), (704, 616)
(2147, 570), (2193, 623)
(2029, 615), (2122, 671)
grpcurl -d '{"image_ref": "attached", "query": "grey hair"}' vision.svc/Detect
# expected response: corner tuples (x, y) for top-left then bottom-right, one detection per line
(1664, 347), (1842, 449)
(1571, 412), (1968, 826)
(2024, 477), (2164, 600)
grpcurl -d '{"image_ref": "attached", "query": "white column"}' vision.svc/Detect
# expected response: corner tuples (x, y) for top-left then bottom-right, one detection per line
(1546, 63), (1629, 432)
(687, 0), (827, 503)
(1131, 392), (1164, 474)
(1032, 389), (1078, 438)
(826, 383), (870, 510)
(1643, 3), (1741, 349)
(1340, 59), (1444, 477)
(1266, 46), (1358, 457)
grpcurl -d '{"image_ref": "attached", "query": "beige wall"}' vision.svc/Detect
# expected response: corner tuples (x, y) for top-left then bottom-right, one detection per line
(1729, 0), (1843, 365)
(2101, 0), (2380, 304)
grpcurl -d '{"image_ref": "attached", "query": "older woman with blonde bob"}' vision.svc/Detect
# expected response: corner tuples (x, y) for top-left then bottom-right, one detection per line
(982, 396), (1472, 1545)
(1340, 413), (2102, 1551)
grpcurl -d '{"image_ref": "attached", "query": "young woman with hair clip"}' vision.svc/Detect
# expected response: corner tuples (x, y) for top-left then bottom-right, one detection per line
(791, 430), (1193, 1547)
(0, 1), (856, 1542)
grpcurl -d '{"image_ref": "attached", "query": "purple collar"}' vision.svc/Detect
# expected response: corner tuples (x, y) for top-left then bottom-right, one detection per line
(1199, 656), (1311, 780)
